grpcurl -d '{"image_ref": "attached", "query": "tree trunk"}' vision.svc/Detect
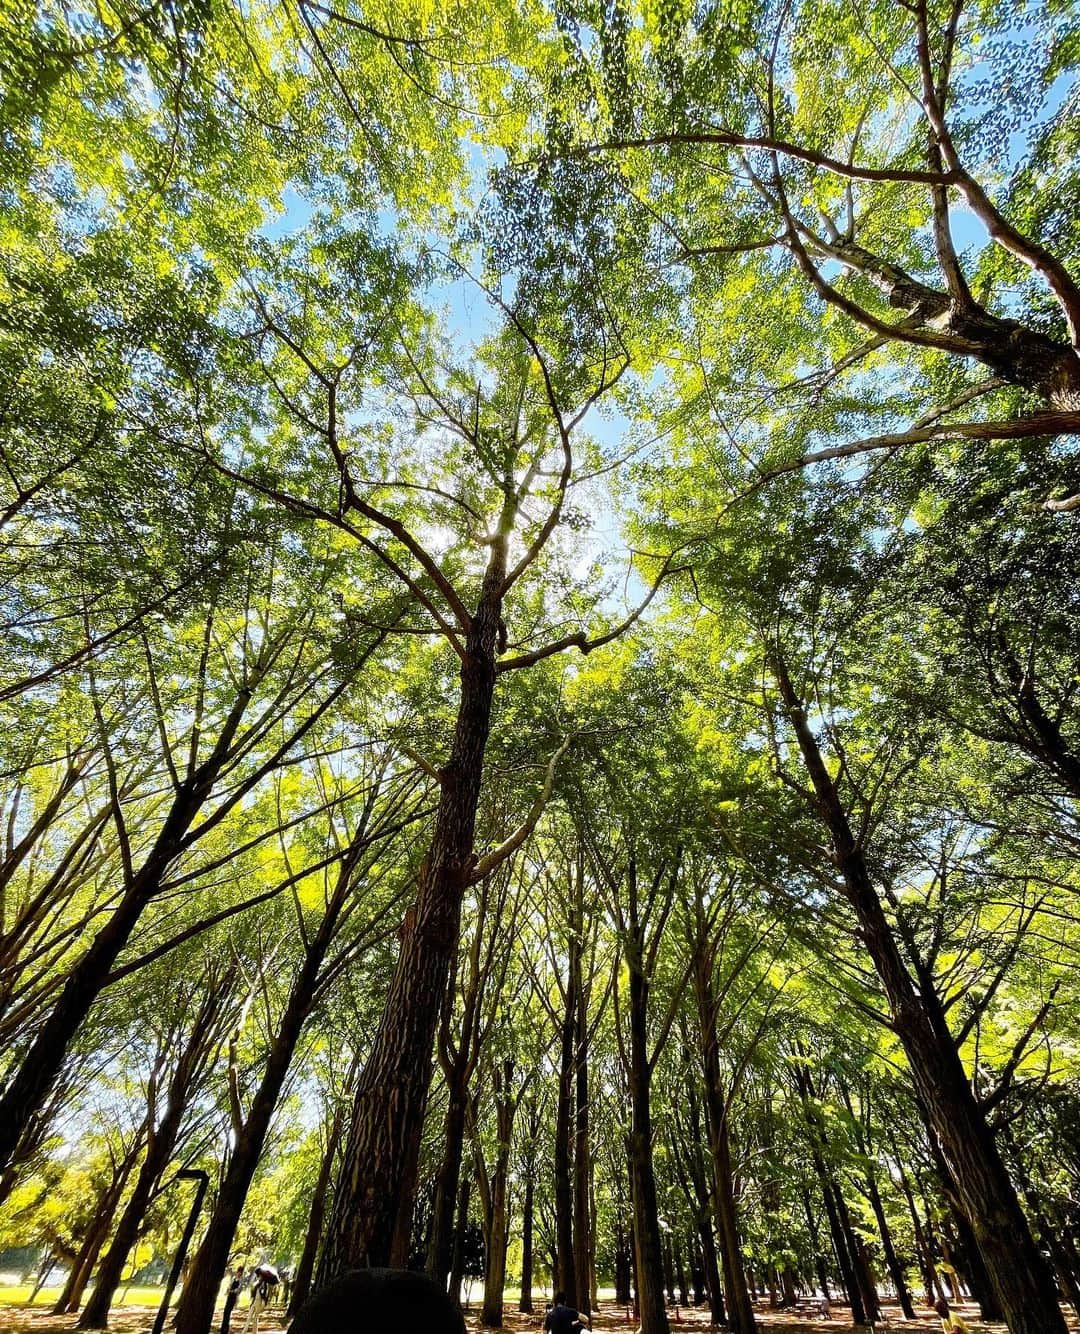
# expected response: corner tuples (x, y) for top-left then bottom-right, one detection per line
(615, 1219), (632, 1307)
(573, 950), (593, 1317)
(554, 947), (578, 1305)
(674, 1236), (688, 1307)
(697, 1018), (753, 1334)
(518, 1167), (535, 1313)
(429, 1088), (470, 1286)
(319, 594), (502, 1276)
(627, 957), (670, 1334)
(0, 688), (255, 1176)
(82, 988), (227, 1329)
(173, 938), (328, 1334)
(448, 1174), (472, 1308)
(865, 1171), (916, 1320)
(287, 1104), (346, 1319)
(54, 1151), (138, 1315)
(481, 1061), (516, 1328)
(774, 652), (1068, 1334)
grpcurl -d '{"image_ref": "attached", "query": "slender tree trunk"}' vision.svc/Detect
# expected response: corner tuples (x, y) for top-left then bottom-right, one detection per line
(518, 1168), (535, 1313)
(615, 1220), (631, 1307)
(627, 956), (669, 1334)
(674, 1236), (688, 1307)
(693, 944), (752, 1334)
(801, 1191), (831, 1302)
(895, 1163), (940, 1306)
(773, 652), (1068, 1334)
(481, 1060), (517, 1328)
(54, 1151), (138, 1315)
(429, 1086), (470, 1285)
(554, 947), (578, 1305)
(0, 694), (254, 1175)
(863, 1172), (915, 1320)
(698, 1217), (726, 1325)
(174, 931), (331, 1334)
(573, 952), (593, 1317)
(82, 988), (227, 1329)
(448, 1174), (472, 1308)
(809, 1153), (865, 1326)
(80, 1119), (180, 1326)
(688, 1235), (705, 1306)
(287, 1104), (346, 1319)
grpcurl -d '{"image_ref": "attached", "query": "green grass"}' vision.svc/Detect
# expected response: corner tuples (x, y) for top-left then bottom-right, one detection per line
(0, 1285), (167, 1307)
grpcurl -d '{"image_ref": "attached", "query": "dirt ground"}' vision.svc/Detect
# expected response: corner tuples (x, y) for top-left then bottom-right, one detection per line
(0, 1297), (1029, 1334)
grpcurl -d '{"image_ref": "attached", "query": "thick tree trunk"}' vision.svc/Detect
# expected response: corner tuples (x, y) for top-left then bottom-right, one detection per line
(774, 653), (1068, 1334)
(319, 590), (502, 1277)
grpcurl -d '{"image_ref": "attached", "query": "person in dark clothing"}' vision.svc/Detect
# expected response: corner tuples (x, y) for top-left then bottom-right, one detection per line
(544, 1292), (590, 1334)
(220, 1268), (244, 1334)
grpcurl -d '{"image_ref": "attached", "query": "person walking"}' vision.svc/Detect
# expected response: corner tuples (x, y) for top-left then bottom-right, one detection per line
(221, 1268), (244, 1334)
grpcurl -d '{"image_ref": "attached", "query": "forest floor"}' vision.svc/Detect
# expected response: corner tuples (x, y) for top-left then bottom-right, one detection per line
(0, 1296), (1037, 1334)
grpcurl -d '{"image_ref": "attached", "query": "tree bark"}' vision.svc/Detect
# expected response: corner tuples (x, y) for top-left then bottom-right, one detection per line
(572, 941), (593, 1317)
(695, 970), (754, 1334)
(82, 983), (228, 1328)
(773, 651), (1068, 1334)
(865, 1171), (916, 1320)
(518, 1162), (535, 1313)
(319, 571), (504, 1276)
(554, 942), (578, 1305)
(627, 949), (670, 1334)
(481, 1060), (516, 1327)
(448, 1173), (472, 1308)
(173, 869), (350, 1334)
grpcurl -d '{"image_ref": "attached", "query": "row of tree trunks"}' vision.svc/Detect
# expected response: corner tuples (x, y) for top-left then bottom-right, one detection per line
(80, 978), (231, 1327)
(54, 1145), (142, 1316)
(0, 669), (262, 1174)
(173, 827), (373, 1334)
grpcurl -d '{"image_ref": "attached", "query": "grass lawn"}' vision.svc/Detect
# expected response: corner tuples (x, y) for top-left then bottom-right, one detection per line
(0, 1288), (165, 1308)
